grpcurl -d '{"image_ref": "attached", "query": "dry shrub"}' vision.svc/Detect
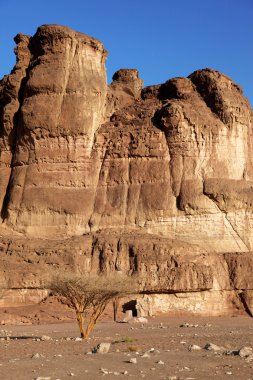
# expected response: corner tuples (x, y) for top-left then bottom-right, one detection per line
(49, 272), (137, 338)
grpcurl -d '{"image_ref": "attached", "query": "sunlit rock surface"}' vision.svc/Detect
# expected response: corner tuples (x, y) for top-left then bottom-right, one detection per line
(1, 25), (253, 316)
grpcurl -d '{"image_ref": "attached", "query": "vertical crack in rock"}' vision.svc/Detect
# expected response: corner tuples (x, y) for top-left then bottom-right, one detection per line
(203, 191), (249, 251)
(224, 214), (250, 251)
(0, 33), (31, 220)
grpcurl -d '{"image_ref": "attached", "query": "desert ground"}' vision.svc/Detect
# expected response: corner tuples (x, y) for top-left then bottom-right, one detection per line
(0, 300), (253, 380)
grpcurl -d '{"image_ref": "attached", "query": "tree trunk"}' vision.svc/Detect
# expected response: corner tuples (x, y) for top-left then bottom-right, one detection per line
(76, 311), (85, 339)
(84, 318), (95, 338)
(112, 298), (119, 322)
(84, 305), (105, 338)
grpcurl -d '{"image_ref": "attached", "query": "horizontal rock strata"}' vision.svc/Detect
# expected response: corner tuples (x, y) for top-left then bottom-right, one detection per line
(0, 232), (253, 315)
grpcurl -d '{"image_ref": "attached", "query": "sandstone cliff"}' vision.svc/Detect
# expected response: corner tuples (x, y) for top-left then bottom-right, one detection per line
(1, 25), (253, 317)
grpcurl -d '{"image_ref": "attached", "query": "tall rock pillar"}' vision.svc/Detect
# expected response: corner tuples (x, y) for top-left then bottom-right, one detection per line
(1, 25), (107, 236)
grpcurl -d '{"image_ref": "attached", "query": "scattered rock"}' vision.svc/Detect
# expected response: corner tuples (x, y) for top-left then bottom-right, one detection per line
(41, 335), (51, 341)
(148, 348), (160, 353)
(238, 346), (253, 358)
(204, 343), (225, 352)
(129, 357), (137, 364)
(224, 349), (238, 356)
(141, 352), (150, 358)
(100, 368), (109, 374)
(74, 337), (82, 342)
(92, 342), (111, 354)
(180, 323), (198, 328)
(100, 368), (128, 376)
(157, 360), (165, 365)
(188, 344), (202, 351)
(179, 366), (192, 372)
(223, 346), (253, 363)
(31, 353), (44, 359)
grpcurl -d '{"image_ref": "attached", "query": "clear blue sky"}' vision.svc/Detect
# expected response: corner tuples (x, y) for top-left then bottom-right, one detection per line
(1, 0), (252, 106)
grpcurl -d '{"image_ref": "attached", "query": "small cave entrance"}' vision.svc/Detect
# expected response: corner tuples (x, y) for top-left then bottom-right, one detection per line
(122, 299), (138, 317)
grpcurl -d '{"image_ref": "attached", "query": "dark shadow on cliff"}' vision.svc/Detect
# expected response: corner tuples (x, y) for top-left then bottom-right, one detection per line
(0, 73), (29, 221)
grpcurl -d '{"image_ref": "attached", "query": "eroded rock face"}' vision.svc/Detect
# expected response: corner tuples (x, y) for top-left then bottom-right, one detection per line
(90, 70), (253, 254)
(1, 25), (107, 236)
(0, 33), (31, 215)
(0, 232), (251, 315)
(1, 25), (253, 316)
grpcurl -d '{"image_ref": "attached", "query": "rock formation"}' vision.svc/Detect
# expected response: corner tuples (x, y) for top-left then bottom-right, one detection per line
(0, 24), (253, 316)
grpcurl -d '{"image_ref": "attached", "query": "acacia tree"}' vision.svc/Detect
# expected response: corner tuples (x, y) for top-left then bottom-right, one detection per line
(49, 273), (137, 339)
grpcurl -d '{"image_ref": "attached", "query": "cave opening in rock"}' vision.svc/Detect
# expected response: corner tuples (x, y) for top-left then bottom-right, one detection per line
(122, 299), (138, 317)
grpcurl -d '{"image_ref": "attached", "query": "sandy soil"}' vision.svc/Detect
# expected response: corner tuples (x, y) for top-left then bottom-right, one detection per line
(1, 314), (253, 380)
